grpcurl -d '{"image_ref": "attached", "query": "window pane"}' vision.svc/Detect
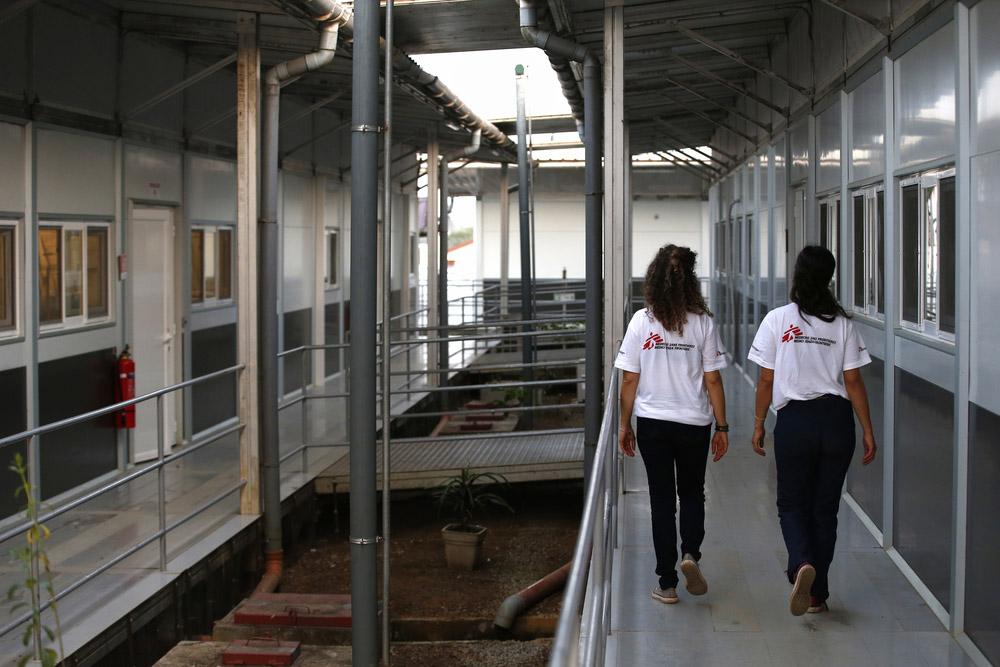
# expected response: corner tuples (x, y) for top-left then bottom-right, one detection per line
(820, 203), (829, 249)
(877, 190), (885, 314)
(0, 227), (13, 330)
(191, 229), (204, 303)
(923, 185), (938, 324)
(65, 230), (83, 318)
(853, 196), (865, 309)
(86, 227), (108, 318)
(833, 200), (841, 298)
(327, 231), (338, 285)
(39, 227), (61, 324)
(747, 216), (754, 276)
(204, 229), (216, 299)
(939, 177), (956, 334)
(218, 229), (232, 300)
(901, 185), (920, 323)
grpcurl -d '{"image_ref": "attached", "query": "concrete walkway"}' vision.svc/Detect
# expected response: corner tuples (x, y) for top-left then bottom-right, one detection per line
(606, 366), (974, 666)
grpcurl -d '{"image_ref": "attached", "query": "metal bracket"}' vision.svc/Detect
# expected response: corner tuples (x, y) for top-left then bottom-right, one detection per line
(349, 536), (382, 545)
(353, 124), (383, 134)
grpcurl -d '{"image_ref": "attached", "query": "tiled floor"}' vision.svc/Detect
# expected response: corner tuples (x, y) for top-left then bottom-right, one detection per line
(606, 366), (976, 666)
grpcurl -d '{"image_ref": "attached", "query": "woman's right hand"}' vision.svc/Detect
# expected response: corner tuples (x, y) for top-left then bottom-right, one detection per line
(751, 423), (767, 457)
(619, 426), (636, 457)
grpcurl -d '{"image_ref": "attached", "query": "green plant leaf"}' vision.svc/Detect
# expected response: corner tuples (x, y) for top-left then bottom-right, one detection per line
(17, 654), (28, 667)
(7, 583), (21, 601)
(21, 623), (31, 646)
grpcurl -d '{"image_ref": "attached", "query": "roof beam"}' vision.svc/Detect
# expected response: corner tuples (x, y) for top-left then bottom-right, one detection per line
(670, 52), (786, 117)
(280, 91), (345, 127)
(0, 0), (40, 26)
(671, 21), (812, 98)
(651, 119), (732, 168)
(658, 89), (758, 146)
(816, 0), (891, 36)
(123, 52), (237, 122)
(655, 151), (712, 182)
(661, 76), (771, 134)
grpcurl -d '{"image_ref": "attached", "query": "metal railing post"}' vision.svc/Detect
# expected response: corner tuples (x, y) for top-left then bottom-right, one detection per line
(156, 394), (167, 571)
(301, 348), (309, 476)
(27, 432), (42, 662)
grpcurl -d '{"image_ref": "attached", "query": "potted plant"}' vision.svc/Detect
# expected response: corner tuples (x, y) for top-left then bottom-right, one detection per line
(433, 469), (513, 570)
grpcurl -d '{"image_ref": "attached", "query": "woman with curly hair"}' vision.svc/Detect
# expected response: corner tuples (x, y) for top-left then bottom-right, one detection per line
(615, 244), (730, 604)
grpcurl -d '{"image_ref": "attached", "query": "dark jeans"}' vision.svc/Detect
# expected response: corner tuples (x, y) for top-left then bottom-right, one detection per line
(774, 395), (856, 601)
(636, 416), (711, 590)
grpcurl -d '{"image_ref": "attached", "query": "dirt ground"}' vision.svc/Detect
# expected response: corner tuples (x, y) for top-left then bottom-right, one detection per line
(282, 482), (583, 619)
(390, 639), (551, 667)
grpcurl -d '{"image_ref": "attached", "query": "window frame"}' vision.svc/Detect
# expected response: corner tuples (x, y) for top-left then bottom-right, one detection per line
(0, 220), (19, 338)
(851, 184), (886, 321)
(324, 227), (340, 289)
(190, 223), (235, 308)
(897, 167), (955, 343)
(818, 194), (841, 298)
(38, 221), (114, 332)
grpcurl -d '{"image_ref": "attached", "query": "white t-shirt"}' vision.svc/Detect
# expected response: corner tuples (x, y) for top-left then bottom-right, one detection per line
(747, 303), (871, 411)
(614, 309), (728, 426)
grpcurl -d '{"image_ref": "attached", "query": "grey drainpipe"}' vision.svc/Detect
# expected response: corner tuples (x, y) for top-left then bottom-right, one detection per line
(257, 18), (342, 594)
(514, 66), (535, 427)
(519, 0), (603, 480)
(438, 129), (481, 385)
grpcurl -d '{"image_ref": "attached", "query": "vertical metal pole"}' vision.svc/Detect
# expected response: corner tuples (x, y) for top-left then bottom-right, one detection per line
(157, 394), (167, 570)
(426, 131), (440, 386)
(350, 1), (380, 664)
(500, 162), (510, 317)
(380, 1), (394, 662)
(301, 350), (308, 476)
(515, 65), (535, 426)
(27, 434), (41, 662)
(603, 5), (627, 377)
(583, 55), (603, 481)
(881, 55), (896, 549)
(438, 155), (450, 385)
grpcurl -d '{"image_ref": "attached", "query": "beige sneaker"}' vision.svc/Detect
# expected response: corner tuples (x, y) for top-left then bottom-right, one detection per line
(651, 586), (679, 604)
(680, 554), (708, 596)
(790, 564), (816, 616)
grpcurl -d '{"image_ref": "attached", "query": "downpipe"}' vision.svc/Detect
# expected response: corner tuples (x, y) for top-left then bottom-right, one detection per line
(255, 17), (342, 597)
(494, 561), (572, 631)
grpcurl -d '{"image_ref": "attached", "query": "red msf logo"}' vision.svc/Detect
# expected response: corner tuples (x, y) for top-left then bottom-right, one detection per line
(642, 332), (664, 350)
(782, 324), (804, 343)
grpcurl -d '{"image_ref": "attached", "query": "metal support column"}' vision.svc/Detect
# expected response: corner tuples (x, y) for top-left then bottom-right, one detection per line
(349, 1), (380, 664)
(499, 162), (510, 317)
(583, 53), (603, 480)
(515, 65), (535, 420)
(235, 13), (260, 515)
(425, 130), (440, 385)
(438, 152), (450, 384)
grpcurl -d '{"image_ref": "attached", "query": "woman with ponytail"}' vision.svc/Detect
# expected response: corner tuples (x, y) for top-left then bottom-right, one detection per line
(748, 246), (877, 616)
(615, 245), (729, 605)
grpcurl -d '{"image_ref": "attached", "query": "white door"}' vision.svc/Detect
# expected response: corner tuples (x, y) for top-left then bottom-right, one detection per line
(131, 207), (177, 462)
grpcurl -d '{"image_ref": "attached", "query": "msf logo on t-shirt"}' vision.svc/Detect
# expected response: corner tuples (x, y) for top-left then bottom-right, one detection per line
(781, 324), (804, 343)
(643, 332), (665, 350)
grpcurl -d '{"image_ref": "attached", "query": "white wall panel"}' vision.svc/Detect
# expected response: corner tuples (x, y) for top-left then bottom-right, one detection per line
(0, 123), (25, 213)
(187, 156), (235, 222)
(125, 145), (182, 203)
(632, 199), (706, 278)
(774, 136), (787, 204)
(34, 4), (116, 118)
(850, 71), (885, 182)
(37, 130), (115, 216)
(817, 99), (842, 193)
(790, 122), (809, 183)
(282, 172), (315, 312)
(970, 150), (1000, 414)
(972, 0), (1000, 157)
(895, 23), (956, 169)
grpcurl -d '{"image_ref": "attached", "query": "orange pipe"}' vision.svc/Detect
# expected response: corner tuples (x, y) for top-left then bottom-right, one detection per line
(253, 550), (284, 596)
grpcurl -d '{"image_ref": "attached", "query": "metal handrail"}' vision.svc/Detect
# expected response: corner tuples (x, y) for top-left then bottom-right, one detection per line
(549, 365), (620, 667)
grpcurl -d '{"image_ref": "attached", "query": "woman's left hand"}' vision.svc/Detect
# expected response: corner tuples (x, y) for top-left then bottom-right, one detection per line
(711, 431), (729, 462)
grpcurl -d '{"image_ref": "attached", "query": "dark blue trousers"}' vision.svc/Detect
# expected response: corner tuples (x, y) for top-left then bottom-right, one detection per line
(774, 395), (856, 601)
(636, 417), (711, 590)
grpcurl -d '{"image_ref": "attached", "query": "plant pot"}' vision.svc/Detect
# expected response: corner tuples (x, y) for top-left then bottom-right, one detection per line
(441, 524), (487, 570)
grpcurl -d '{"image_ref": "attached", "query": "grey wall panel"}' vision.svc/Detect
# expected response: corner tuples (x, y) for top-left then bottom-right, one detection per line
(37, 129), (115, 216)
(120, 34), (185, 134)
(313, 110), (344, 171)
(0, 12), (26, 98)
(787, 10), (813, 113)
(324, 303), (341, 376)
(845, 2), (888, 70)
(813, 3), (846, 91)
(854, 318), (885, 360)
(0, 366), (27, 519)
(187, 156), (236, 222)
(847, 356), (884, 529)
(758, 151), (768, 210)
(281, 97), (314, 164)
(38, 348), (117, 500)
(972, 0), (1000, 157)
(282, 172), (315, 312)
(34, 4), (116, 118)
(190, 305), (237, 332)
(0, 122), (25, 213)
(790, 122), (809, 184)
(817, 99), (842, 194)
(125, 145), (182, 204)
(966, 403), (1000, 664)
(774, 136), (787, 204)
(893, 366), (954, 611)
(186, 67), (237, 147)
(850, 71), (886, 183)
(895, 23), (956, 170)
(770, 40), (788, 129)
(282, 308), (311, 395)
(38, 325), (119, 364)
(191, 323), (236, 433)
(894, 334), (955, 393)
(971, 150), (1000, 414)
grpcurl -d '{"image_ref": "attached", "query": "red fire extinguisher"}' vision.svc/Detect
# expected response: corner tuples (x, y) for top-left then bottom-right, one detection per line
(116, 345), (136, 429)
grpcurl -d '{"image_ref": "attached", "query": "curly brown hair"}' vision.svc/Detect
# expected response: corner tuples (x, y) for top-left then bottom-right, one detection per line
(643, 244), (711, 335)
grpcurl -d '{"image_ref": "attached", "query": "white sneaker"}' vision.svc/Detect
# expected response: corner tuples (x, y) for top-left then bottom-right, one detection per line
(651, 586), (679, 604)
(680, 554), (708, 596)
(790, 564), (816, 616)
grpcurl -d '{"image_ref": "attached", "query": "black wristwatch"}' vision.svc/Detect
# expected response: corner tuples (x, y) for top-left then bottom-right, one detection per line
(714, 423), (729, 433)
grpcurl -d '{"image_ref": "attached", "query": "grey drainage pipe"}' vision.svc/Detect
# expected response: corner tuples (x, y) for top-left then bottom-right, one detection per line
(518, 0), (603, 482)
(494, 561), (573, 630)
(256, 15), (344, 597)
